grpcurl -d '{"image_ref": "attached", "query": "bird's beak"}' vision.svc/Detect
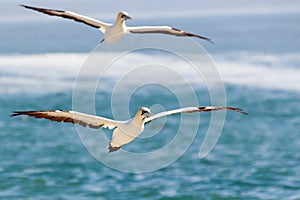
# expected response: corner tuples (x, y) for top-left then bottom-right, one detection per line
(146, 112), (153, 117)
(124, 15), (132, 20)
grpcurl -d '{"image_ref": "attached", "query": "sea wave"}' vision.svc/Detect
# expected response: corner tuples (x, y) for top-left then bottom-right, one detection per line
(214, 52), (300, 92)
(0, 52), (299, 95)
(0, 53), (85, 94)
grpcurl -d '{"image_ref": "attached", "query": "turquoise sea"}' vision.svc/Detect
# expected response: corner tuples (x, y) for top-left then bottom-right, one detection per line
(1, 11), (300, 199)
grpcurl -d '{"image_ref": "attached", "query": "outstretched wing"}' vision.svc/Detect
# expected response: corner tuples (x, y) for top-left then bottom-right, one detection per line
(12, 110), (118, 129)
(21, 4), (111, 32)
(145, 106), (247, 124)
(127, 26), (213, 43)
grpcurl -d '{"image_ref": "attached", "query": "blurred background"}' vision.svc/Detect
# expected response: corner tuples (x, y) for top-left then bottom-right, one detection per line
(1, 0), (300, 199)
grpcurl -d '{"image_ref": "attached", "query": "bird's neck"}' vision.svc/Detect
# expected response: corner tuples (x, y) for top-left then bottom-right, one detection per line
(116, 18), (126, 26)
(133, 114), (145, 126)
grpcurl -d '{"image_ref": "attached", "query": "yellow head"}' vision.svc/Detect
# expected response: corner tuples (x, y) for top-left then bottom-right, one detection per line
(117, 11), (132, 22)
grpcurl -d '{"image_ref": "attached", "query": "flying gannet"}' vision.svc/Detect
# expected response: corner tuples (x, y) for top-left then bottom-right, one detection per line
(12, 106), (247, 153)
(21, 5), (213, 44)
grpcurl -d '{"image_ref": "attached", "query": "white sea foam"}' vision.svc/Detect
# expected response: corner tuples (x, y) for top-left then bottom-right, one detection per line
(0, 53), (85, 94)
(0, 52), (299, 95)
(213, 52), (300, 92)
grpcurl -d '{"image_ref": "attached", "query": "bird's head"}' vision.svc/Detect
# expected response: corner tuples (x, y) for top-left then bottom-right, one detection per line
(117, 11), (132, 22)
(136, 107), (153, 121)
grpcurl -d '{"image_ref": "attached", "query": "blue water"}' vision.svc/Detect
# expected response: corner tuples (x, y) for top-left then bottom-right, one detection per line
(1, 12), (300, 199)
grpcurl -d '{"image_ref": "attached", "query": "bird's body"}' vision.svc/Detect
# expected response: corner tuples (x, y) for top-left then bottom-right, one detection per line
(109, 108), (150, 152)
(21, 5), (213, 44)
(110, 119), (144, 152)
(102, 17), (126, 43)
(12, 106), (247, 153)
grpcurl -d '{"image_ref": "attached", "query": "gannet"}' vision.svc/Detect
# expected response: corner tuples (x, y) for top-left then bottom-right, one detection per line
(21, 5), (213, 44)
(12, 106), (247, 153)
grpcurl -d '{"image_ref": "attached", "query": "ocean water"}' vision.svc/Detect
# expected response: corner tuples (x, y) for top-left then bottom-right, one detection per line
(1, 13), (300, 199)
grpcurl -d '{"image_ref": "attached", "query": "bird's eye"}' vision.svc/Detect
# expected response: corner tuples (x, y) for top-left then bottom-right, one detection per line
(141, 110), (148, 115)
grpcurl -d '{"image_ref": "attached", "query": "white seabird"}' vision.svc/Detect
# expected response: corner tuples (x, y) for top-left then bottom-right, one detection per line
(21, 5), (213, 44)
(12, 106), (247, 153)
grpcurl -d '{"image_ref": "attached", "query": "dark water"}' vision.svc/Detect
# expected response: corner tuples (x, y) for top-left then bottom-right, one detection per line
(1, 12), (300, 199)
(1, 87), (300, 199)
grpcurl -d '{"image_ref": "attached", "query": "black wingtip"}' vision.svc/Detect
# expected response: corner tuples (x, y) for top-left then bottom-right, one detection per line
(201, 36), (214, 44)
(238, 109), (248, 115)
(11, 110), (40, 117)
(228, 107), (248, 115)
(20, 4), (31, 9)
(11, 111), (26, 117)
(198, 106), (248, 115)
(208, 39), (215, 44)
(20, 4), (41, 11)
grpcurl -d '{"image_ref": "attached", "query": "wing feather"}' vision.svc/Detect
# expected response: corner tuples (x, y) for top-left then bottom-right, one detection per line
(145, 106), (247, 124)
(11, 110), (118, 129)
(21, 5), (111, 32)
(127, 26), (213, 43)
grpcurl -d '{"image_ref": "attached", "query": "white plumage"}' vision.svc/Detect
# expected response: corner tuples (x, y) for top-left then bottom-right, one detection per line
(12, 106), (247, 153)
(21, 5), (213, 44)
